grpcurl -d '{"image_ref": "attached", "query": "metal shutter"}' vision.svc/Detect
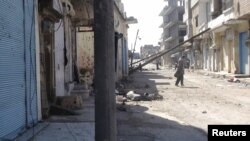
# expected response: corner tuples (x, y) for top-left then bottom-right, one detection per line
(0, 0), (38, 139)
(0, 0), (26, 139)
(24, 0), (38, 127)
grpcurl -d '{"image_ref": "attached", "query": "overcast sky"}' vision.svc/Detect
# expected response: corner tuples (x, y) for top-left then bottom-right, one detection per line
(122, 0), (165, 52)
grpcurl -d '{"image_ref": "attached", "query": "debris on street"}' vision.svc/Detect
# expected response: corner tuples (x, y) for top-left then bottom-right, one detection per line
(227, 77), (241, 83)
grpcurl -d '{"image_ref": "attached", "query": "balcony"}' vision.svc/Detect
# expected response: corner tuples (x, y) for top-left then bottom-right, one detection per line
(165, 36), (174, 42)
(161, 6), (176, 16)
(208, 7), (235, 32)
(179, 24), (187, 29)
(164, 21), (176, 29)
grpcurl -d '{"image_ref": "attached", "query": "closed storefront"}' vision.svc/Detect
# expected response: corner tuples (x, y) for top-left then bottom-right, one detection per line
(0, 0), (37, 139)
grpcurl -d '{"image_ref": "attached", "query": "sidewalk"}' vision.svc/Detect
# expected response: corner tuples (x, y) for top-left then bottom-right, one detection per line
(17, 97), (95, 141)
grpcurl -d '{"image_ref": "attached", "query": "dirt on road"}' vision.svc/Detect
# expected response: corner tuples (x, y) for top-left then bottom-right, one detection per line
(117, 69), (250, 141)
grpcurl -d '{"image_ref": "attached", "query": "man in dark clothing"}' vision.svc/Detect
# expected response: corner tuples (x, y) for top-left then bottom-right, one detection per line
(175, 56), (185, 87)
(139, 63), (142, 72)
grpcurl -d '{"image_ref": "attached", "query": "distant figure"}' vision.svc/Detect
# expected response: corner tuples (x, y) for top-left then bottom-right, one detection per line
(139, 63), (142, 72)
(174, 62), (178, 70)
(175, 56), (185, 87)
(156, 61), (160, 70)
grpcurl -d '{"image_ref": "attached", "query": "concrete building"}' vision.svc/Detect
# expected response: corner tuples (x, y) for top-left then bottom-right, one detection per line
(233, 0), (250, 75)
(75, 0), (135, 82)
(191, 0), (212, 69)
(185, 0), (250, 76)
(140, 45), (160, 59)
(0, 0), (134, 139)
(114, 0), (130, 80)
(159, 0), (186, 67)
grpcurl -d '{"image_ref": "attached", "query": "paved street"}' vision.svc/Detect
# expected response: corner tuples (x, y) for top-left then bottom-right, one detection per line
(117, 68), (250, 141)
(18, 67), (250, 141)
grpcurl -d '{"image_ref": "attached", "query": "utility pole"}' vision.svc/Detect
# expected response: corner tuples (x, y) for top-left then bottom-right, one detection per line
(130, 29), (139, 68)
(94, 0), (116, 141)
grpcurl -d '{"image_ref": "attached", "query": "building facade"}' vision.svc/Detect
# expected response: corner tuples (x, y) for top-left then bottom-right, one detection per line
(184, 0), (250, 75)
(0, 0), (133, 139)
(160, 0), (186, 67)
(140, 45), (160, 59)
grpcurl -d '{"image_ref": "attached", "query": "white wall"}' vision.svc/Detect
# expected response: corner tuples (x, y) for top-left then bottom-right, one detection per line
(191, 0), (199, 8)
(76, 32), (94, 85)
(54, 0), (65, 96)
(35, 0), (42, 120)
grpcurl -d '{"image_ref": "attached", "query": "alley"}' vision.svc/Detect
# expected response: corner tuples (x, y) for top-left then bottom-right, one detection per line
(117, 68), (250, 141)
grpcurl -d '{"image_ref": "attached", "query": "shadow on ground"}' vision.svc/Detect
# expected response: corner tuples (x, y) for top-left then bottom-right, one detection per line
(117, 71), (207, 141)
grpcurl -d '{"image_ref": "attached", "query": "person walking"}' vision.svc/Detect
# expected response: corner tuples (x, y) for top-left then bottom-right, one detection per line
(175, 56), (185, 87)
(139, 63), (142, 72)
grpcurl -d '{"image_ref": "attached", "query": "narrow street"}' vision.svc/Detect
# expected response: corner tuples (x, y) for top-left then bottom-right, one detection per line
(117, 66), (250, 141)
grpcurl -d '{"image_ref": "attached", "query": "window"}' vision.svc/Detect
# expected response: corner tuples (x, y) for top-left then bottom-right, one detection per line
(195, 15), (199, 27)
(222, 0), (233, 11)
(179, 29), (186, 36)
(178, 1), (181, 6)
(177, 0), (184, 6)
(178, 13), (183, 21)
(206, 2), (211, 22)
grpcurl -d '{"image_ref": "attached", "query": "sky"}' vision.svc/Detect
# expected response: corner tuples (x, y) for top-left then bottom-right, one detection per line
(122, 0), (165, 53)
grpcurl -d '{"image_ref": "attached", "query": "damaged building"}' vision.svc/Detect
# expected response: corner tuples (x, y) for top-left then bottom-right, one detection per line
(0, 0), (135, 139)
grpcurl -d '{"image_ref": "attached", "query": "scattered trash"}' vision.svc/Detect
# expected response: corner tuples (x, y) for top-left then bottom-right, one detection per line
(237, 104), (242, 107)
(222, 75), (226, 78)
(238, 83), (248, 88)
(116, 95), (124, 102)
(126, 91), (141, 101)
(115, 89), (120, 95)
(202, 111), (207, 114)
(227, 77), (240, 83)
(126, 91), (163, 101)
